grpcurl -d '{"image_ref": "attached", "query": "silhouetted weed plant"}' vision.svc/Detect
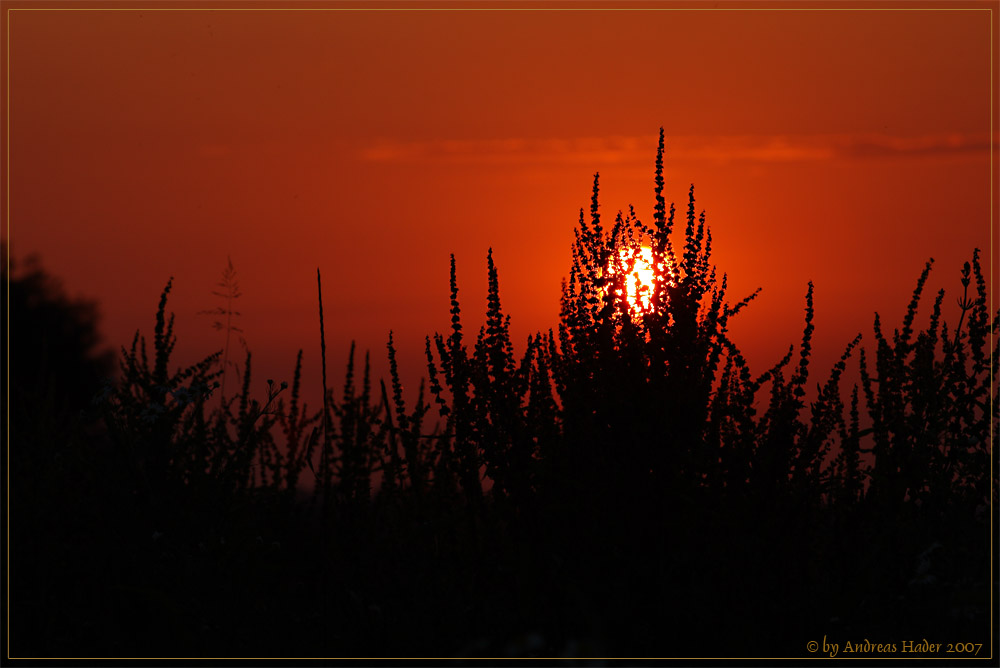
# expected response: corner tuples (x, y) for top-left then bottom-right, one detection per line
(198, 255), (245, 407)
(29, 130), (993, 657)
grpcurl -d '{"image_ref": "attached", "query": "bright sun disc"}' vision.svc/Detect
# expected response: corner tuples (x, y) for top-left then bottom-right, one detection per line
(620, 246), (656, 312)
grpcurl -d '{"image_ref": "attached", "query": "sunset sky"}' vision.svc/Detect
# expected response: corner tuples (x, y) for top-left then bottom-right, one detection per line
(4, 3), (997, 408)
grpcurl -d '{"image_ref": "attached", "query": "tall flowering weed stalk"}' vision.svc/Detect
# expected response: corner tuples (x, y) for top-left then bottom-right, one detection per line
(63, 132), (993, 656)
(97, 130), (994, 528)
(99, 279), (297, 515)
(858, 251), (997, 511)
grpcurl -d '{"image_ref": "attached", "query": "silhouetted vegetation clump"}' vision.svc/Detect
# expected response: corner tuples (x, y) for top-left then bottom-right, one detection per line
(9, 131), (996, 659)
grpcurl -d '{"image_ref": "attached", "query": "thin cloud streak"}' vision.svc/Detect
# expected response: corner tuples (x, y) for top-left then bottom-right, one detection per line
(359, 132), (995, 166)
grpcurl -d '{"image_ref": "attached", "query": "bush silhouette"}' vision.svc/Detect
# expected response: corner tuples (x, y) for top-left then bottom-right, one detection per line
(10, 132), (995, 658)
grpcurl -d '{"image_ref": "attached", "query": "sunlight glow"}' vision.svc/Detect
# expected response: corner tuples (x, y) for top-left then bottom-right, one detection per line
(620, 246), (657, 313)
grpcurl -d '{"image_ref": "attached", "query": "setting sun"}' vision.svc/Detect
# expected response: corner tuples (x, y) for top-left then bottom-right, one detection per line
(5, 4), (993, 660)
(618, 246), (658, 313)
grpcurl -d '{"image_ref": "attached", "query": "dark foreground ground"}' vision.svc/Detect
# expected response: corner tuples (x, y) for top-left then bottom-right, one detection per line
(10, 441), (993, 660)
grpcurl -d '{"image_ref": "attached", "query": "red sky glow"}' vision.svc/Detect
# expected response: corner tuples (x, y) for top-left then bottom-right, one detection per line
(4, 3), (997, 411)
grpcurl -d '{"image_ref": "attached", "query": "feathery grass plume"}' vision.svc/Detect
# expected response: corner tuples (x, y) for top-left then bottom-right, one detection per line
(198, 256), (244, 408)
(101, 279), (222, 514)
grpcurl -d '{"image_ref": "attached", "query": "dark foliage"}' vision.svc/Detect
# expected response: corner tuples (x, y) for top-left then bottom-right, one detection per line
(9, 133), (996, 659)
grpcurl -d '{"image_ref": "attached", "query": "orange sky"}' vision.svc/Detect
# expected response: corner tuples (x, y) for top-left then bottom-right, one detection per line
(4, 3), (997, 409)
